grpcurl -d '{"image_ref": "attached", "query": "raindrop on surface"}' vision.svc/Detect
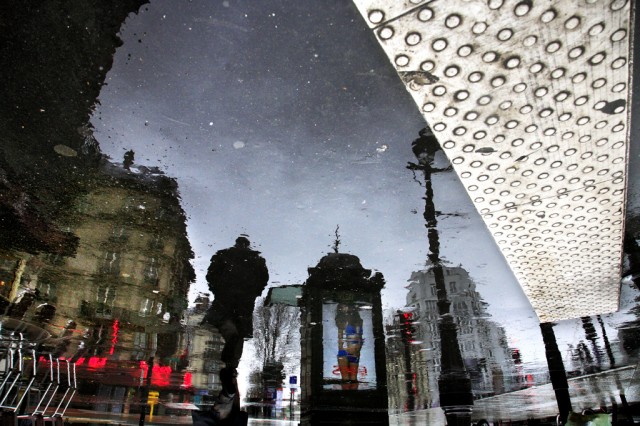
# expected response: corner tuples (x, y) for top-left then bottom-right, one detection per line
(233, 141), (246, 149)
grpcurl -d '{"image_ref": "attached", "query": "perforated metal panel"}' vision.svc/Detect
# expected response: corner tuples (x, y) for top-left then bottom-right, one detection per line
(352, 0), (632, 322)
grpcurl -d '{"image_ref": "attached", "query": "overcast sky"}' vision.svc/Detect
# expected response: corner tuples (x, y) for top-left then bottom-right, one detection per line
(89, 0), (640, 365)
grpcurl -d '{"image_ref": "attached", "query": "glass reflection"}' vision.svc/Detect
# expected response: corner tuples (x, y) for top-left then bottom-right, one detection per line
(0, 0), (639, 424)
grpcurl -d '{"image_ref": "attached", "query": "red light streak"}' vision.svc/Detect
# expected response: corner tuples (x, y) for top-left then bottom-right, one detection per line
(110, 319), (119, 355)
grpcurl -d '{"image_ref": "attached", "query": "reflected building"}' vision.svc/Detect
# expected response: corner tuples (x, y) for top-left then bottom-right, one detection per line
(0, 159), (195, 413)
(181, 293), (225, 396)
(387, 264), (523, 412)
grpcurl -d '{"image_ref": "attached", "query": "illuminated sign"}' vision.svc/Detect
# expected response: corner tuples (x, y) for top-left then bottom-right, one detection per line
(322, 301), (377, 390)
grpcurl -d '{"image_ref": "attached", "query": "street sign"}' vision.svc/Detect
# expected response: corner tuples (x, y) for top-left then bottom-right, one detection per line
(289, 375), (297, 385)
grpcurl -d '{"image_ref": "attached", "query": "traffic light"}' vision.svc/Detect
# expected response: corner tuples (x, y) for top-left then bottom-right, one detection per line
(398, 311), (417, 343)
(511, 348), (522, 365)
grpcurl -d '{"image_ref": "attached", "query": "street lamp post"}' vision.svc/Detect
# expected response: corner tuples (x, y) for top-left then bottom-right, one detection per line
(408, 127), (473, 425)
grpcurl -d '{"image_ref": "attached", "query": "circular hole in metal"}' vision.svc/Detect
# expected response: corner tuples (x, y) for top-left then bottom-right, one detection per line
(611, 28), (627, 42)
(576, 116), (590, 125)
(395, 55), (410, 67)
(523, 35), (538, 47)
(539, 108), (553, 117)
(482, 51), (499, 63)
(433, 122), (446, 132)
(418, 7), (435, 22)
(491, 75), (506, 87)
(546, 40), (562, 53)
(432, 85), (447, 96)
(464, 111), (479, 121)
(474, 131), (487, 140)
(422, 102), (435, 112)
(368, 10), (385, 24)
(543, 127), (556, 136)
(378, 26), (394, 40)
(485, 115), (499, 125)
(470, 160), (483, 168)
(572, 72), (587, 83)
(513, 82), (527, 93)
(468, 71), (484, 83)
(596, 138), (609, 147)
(579, 135), (591, 143)
(445, 14), (462, 28)
(497, 28), (514, 41)
(494, 135), (505, 143)
(432, 38), (448, 51)
(444, 65), (461, 77)
(453, 126), (467, 135)
(505, 120), (519, 129)
(462, 144), (475, 152)
(534, 87), (549, 97)
(589, 22), (605, 36)
(454, 90), (470, 101)
(420, 60), (435, 71)
(529, 62), (544, 73)
(514, 1), (532, 16)
(525, 124), (538, 133)
(443, 141), (456, 149)
(564, 16), (581, 30)
(444, 107), (458, 117)
(611, 57), (627, 69)
(612, 82), (626, 92)
(574, 95), (589, 106)
(500, 100), (512, 110)
(611, 0), (627, 11)
(559, 113), (572, 121)
(550, 68), (566, 79)
(562, 131), (574, 140)
(457, 44), (473, 57)
(472, 22), (488, 34)
(504, 56), (521, 69)
(592, 78), (607, 88)
(478, 95), (492, 105)
(594, 120), (608, 129)
(406, 32), (422, 46)
(594, 100), (607, 110)
(568, 46), (585, 59)
(612, 123), (625, 132)
(519, 104), (533, 114)
(540, 9), (557, 23)
(588, 51), (606, 65)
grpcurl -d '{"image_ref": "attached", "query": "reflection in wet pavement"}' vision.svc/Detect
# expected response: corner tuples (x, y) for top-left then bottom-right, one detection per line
(1, 0), (639, 425)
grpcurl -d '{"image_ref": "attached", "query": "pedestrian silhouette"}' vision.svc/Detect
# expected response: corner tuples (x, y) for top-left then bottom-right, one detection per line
(197, 236), (268, 425)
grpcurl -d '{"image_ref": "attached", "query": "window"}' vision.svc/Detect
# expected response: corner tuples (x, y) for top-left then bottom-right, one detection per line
(99, 251), (121, 275)
(96, 285), (116, 316)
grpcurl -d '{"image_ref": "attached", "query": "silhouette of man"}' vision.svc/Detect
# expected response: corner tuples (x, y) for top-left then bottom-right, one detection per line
(199, 236), (268, 424)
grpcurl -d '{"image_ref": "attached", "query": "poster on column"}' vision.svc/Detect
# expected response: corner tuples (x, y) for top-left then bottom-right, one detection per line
(322, 301), (377, 390)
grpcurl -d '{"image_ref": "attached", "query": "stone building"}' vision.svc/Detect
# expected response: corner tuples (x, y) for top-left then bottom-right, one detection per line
(0, 159), (195, 412)
(387, 265), (520, 412)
